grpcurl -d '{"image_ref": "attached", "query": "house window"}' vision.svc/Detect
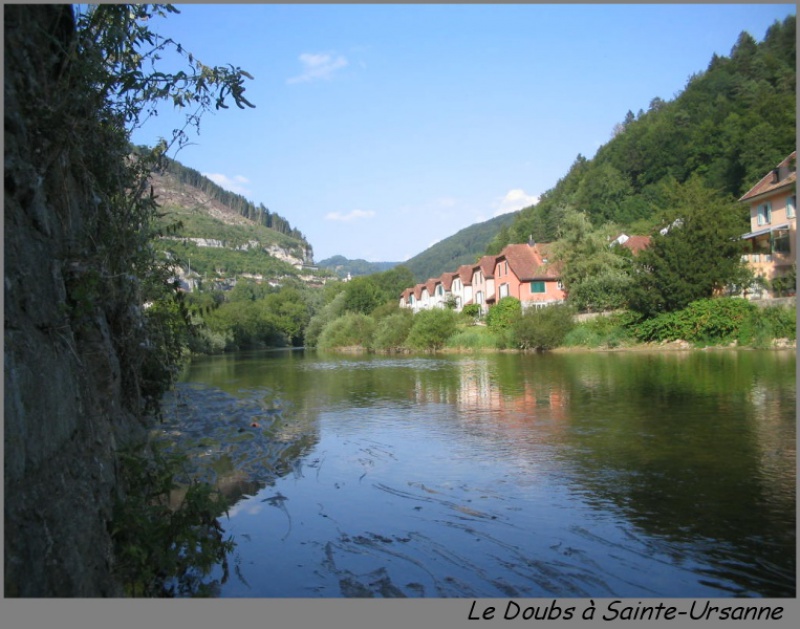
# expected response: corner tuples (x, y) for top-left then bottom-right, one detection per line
(437, 286), (443, 296)
(757, 202), (772, 226)
(476, 291), (483, 305)
(773, 229), (791, 254)
(530, 281), (546, 293)
(787, 195), (796, 219)
(499, 283), (509, 298)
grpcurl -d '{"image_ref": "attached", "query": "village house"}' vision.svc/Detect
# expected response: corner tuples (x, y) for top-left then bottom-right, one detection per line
(738, 151), (796, 298)
(450, 264), (474, 311)
(493, 243), (565, 309)
(438, 271), (455, 307)
(400, 242), (566, 314)
(471, 255), (497, 315)
(610, 233), (651, 255)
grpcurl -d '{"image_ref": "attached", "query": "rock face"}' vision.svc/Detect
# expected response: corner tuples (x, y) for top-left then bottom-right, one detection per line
(4, 5), (144, 596)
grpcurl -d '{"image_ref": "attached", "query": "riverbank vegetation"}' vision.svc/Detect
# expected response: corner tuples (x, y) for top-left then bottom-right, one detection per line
(51, 3), (258, 596)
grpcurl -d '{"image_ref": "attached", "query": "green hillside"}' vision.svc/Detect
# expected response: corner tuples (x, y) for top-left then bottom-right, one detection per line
(402, 212), (519, 281)
(495, 16), (796, 249)
(148, 158), (330, 287)
(317, 256), (400, 278)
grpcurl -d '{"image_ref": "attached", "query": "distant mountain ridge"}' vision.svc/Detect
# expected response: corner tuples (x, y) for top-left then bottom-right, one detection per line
(401, 212), (520, 281)
(317, 256), (400, 278)
(321, 212), (520, 282)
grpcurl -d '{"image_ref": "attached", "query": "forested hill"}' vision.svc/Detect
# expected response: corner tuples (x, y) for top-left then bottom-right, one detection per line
(403, 211), (519, 282)
(156, 155), (309, 245)
(317, 256), (400, 278)
(497, 15), (796, 248)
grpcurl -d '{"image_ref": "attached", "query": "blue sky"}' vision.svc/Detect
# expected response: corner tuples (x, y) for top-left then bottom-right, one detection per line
(130, 3), (796, 263)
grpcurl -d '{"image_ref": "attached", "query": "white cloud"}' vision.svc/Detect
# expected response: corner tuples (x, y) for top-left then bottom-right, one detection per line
(203, 173), (251, 196)
(325, 209), (376, 222)
(287, 52), (348, 84)
(494, 188), (539, 216)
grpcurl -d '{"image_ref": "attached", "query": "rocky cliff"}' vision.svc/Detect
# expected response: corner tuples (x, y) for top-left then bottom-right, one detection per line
(4, 5), (147, 596)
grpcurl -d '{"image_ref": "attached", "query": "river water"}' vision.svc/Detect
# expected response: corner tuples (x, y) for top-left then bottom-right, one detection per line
(155, 348), (796, 598)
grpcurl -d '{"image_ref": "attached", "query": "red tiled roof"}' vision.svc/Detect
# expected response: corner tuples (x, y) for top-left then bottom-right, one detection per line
(474, 255), (497, 277)
(621, 235), (651, 254)
(439, 272), (455, 291)
(739, 151), (797, 203)
(455, 264), (473, 285)
(497, 243), (560, 281)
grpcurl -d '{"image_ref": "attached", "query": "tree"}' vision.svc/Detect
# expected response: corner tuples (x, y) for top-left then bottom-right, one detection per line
(627, 177), (750, 317)
(343, 276), (383, 314)
(406, 309), (458, 351)
(551, 210), (633, 312)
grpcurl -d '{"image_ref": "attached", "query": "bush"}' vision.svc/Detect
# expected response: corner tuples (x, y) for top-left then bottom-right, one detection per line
(739, 304), (796, 347)
(317, 312), (376, 350)
(486, 297), (522, 333)
(373, 311), (413, 351)
(445, 326), (501, 350)
(462, 303), (481, 319)
(304, 292), (347, 347)
(512, 304), (575, 350)
(406, 308), (458, 350)
(632, 297), (757, 345)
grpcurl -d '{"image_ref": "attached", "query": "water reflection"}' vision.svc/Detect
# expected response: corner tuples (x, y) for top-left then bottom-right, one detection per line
(162, 349), (795, 597)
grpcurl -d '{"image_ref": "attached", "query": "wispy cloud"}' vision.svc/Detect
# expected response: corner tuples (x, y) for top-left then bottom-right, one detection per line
(494, 188), (539, 216)
(203, 173), (251, 196)
(287, 52), (348, 84)
(325, 209), (376, 222)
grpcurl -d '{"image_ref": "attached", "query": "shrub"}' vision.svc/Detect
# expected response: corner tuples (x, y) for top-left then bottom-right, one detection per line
(461, 303), (481, 319)
(373, 311), (413, 351)
(406, 308), (458, 350)
(739, 304), (797, 347)
(512, 304), (575, 350)
(445, 326), (501, 350)
(304, 292), (347, 347)
(317, 312), (375, 350)
(632, 297), (758, 345)
(486, 297), (522, 333)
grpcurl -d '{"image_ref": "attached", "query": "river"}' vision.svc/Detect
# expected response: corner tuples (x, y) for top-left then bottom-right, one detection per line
(155, 348), (796, 598)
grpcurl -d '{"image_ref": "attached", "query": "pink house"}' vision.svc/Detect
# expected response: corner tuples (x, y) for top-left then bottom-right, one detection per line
(493, 243), (565, 309)
(739, 151), (796, 298)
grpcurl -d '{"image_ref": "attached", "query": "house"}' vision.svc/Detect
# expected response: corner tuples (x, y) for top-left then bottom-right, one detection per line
(437, 272), (455, 307)
(739, 151), (796, 298)
(610, 233), (651, 255)
(493, 243), (565, 309)
(471, 255), (497, 315)
(399, 286), (415, 311)
(450, 264), (474, 311)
